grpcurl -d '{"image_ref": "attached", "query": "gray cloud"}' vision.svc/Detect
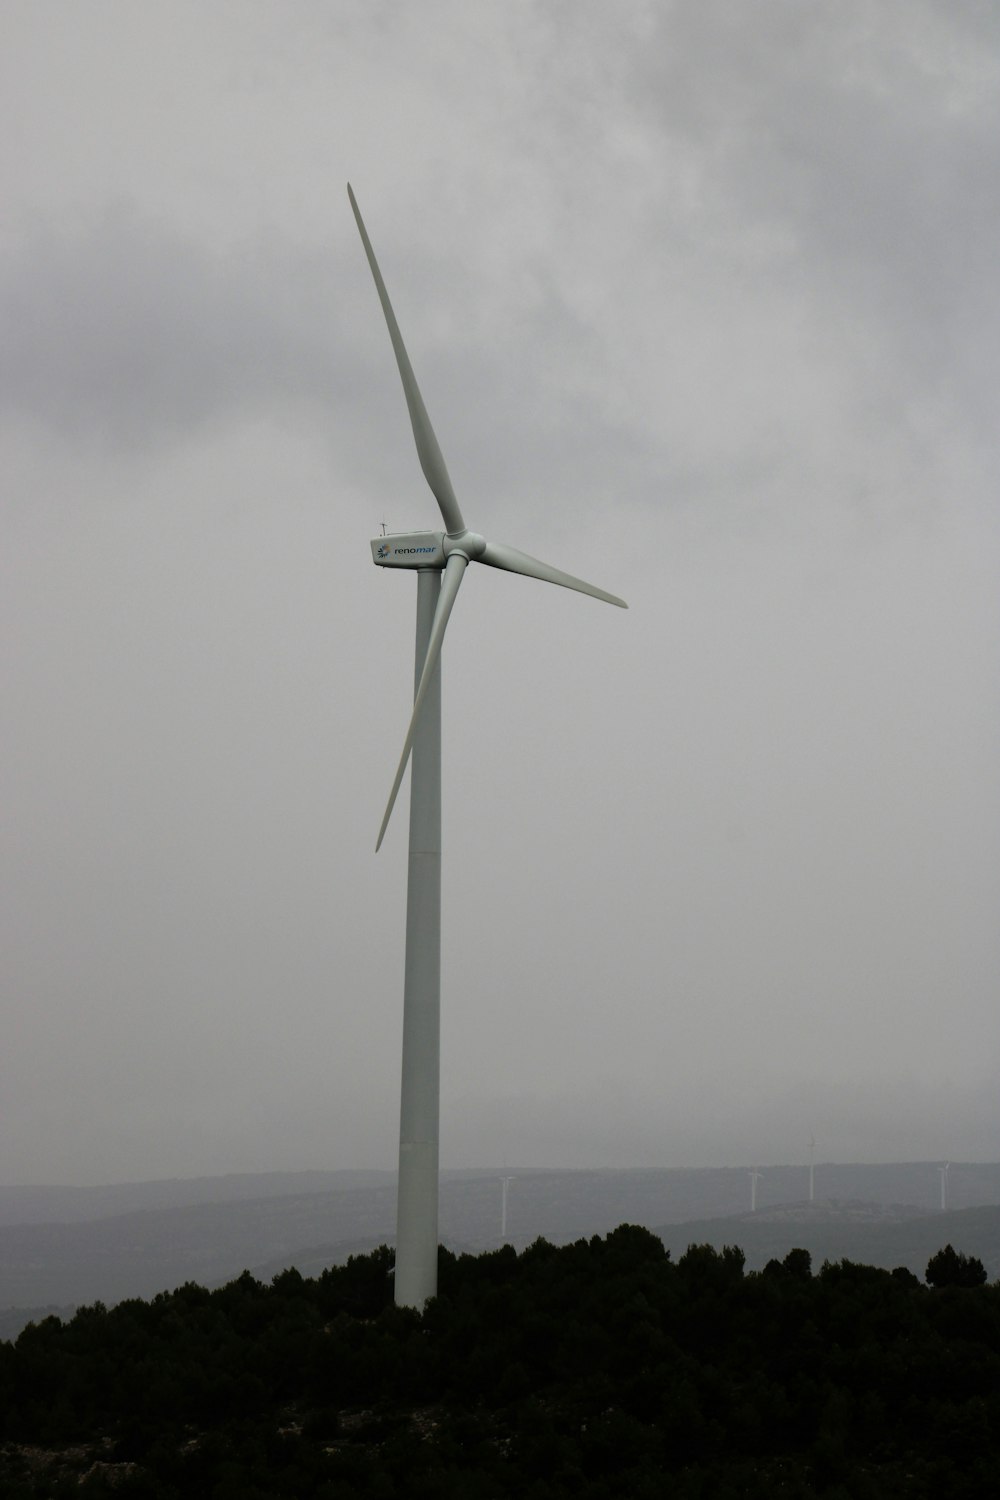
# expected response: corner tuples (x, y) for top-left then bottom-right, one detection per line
(1, 2), (997, 1185)
(1, 207), (348, 446)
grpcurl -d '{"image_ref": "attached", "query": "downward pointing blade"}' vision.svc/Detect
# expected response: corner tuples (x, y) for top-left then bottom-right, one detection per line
(478, 540), (628, 608)
(348, 185), (466, 537)
(377, 552), (468, 851)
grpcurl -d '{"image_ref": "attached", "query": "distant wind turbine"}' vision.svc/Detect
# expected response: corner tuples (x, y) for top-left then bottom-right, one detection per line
(349, 186), (626, 1309)
(938, 1162), (950, 1212)
(808, 1135), (816, 1204)
(500, 1175), (515, 1242)
(749, 1167), (763, 1213)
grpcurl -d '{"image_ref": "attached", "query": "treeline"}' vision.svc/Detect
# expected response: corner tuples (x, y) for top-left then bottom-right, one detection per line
(0, 1229), (998, 1497)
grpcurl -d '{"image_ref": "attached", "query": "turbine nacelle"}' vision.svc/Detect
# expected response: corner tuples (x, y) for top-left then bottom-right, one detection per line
(371, 529), (488, 569)
(371, 531), (445, 568)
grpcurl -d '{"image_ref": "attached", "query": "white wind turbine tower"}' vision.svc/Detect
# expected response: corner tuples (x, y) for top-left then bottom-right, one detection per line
(348, 187), (627, 1309)
(808, 1135), (816, 1203)
(500, 1175), (515, 1242)
(748, 1167), (763, 1213)
(938, 1162), (950, 1212)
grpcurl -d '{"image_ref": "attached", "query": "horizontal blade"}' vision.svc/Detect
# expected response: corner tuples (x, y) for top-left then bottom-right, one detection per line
(478, 539), (627, 608)
(377, 552), (468, 851)
(348, 185), (466, 536)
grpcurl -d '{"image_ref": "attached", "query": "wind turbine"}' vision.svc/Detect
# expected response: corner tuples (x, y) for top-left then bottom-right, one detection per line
(748, 1167), (763, 1213)
(938, 1161), (950, 1212)
(500, 1175), (516, 1242)
(807, 1135), (816, 1203)
(348, 186), (627, 1308)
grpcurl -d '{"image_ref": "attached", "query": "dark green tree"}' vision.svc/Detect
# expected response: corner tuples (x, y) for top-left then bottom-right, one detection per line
(782, 1247), (812, 1280)
(925, 1244), (988, 1288)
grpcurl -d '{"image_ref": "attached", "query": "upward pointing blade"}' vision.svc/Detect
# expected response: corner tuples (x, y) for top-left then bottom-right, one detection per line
(348, 185), (466, 537)
(377, 551), (468, 851)
(478, 540), (628, 609)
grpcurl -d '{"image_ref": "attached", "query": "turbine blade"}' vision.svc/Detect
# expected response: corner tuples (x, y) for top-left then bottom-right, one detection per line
(348, 185), (466, 536)
(478, 539), (627, 609)
(377, 552), (468, 851)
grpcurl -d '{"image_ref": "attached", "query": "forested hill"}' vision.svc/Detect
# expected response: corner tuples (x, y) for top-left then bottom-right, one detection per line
(654, 1201), (1000, 1280)
(3, 1163), (997, 1326)
(1, 1228), (998, 1497)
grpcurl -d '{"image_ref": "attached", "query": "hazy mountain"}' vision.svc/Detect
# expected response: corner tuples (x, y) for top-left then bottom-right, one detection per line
(0, 1170), (395, 1227)
(1, 1163), (996, 1339)
(654, 1201), (1000, 1281)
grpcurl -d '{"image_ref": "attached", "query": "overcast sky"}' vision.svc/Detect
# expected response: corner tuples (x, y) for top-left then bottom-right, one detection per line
(2, 1), (997, 1186)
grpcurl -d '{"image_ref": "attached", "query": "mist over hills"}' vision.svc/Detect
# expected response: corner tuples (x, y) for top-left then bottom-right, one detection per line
(1, 1162), (997, 1340)
(0, 1170), (394, 1227)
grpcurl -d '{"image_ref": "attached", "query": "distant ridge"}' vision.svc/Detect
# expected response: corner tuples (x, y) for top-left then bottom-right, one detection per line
(0, 1164), (996, 1339)
(0, 1169), (395, 1227)
(653, 1201), (1000, 1281)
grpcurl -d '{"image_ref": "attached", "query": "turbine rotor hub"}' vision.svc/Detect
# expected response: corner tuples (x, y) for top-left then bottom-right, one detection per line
(444, 530), (487, 561)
